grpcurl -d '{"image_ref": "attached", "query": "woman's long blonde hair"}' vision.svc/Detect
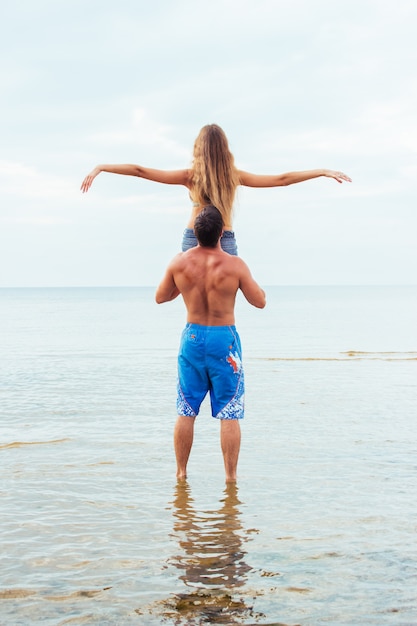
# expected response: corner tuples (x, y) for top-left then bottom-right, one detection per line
(190, 124), (240, 225)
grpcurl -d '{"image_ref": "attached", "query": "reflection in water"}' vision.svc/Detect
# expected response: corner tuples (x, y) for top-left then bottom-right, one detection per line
(171, 482), (251, 589)
(163, 482), (263, 624)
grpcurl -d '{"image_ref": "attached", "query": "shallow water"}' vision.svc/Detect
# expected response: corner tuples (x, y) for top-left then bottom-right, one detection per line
(1, 286), (416, 625)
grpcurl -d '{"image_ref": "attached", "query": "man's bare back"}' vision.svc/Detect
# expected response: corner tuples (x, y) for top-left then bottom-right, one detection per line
(155, 243), (265, 325)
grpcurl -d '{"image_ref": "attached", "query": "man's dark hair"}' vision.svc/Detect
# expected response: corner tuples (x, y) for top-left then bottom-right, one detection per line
(193, 205), (224, 248)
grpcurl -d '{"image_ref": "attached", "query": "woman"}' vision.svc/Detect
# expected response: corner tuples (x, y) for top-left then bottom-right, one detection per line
(81, 124), (351, 255)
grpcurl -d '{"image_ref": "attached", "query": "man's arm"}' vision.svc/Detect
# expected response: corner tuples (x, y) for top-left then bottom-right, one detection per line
(155, 260), (181, 304)
(238, 260), (266, 308)
(238, 169), (351, 187)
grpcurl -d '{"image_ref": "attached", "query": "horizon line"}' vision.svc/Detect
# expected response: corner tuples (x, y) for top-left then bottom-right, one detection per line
(1, 283), (416, 290)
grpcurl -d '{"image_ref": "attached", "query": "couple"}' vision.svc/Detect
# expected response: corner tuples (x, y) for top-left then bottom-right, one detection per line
(82, 123), (350, 482)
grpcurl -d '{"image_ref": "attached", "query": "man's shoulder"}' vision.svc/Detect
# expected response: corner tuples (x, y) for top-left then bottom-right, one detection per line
(221, 253), (248, 268)
(170, 247), (200, 268)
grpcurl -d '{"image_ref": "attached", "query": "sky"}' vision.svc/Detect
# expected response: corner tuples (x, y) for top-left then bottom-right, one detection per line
(0, 0), (416, 287)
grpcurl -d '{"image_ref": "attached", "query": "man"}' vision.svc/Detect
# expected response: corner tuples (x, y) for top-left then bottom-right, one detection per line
(155, 206), (266, 482)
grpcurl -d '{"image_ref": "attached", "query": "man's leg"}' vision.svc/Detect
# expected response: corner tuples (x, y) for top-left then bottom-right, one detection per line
(174, 415), (195, 480)
(220, 419), (241, 483)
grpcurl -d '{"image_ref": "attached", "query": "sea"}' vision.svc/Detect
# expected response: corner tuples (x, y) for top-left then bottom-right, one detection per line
(1, 285), (416, 626)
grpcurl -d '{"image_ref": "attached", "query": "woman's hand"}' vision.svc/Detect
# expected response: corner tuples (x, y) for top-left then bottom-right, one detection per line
(80, 166), (101, 193)
(323, 170), (352, 184)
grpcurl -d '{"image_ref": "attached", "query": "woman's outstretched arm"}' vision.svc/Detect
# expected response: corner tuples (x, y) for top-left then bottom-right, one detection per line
(238, 169), (351, 187)
(80, 165), (190, 193)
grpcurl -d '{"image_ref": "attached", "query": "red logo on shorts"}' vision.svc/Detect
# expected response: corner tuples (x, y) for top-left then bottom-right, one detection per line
(226, 353), (240, 373)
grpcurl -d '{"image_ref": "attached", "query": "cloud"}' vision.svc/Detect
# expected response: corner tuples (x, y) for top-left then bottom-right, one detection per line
(0, 161), (77, 200)
(0, 162), (79, 226)
(88, 107), (190, 157)
(117, 193), (187, 215)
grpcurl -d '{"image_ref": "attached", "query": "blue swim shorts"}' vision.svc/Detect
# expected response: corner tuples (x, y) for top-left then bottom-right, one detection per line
(177, 323), (244, 420)
(182, 228), (238, 256)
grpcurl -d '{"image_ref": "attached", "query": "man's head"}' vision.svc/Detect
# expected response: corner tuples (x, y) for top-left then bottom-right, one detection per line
(194, 205), (224, 248)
